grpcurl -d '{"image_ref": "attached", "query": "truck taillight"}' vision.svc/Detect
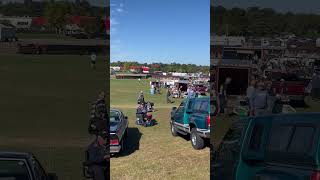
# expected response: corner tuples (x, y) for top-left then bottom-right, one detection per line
(207, 115), (210, 127)
(311, 171), (320, 180)
(110, 138), (119, 145)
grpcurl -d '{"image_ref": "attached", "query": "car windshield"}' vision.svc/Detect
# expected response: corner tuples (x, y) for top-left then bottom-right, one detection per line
(0, 160), (31, 180)
(110, 110), (121, 123)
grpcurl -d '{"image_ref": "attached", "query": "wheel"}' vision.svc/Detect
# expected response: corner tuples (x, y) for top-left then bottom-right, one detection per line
(120, 139), (125, 153)
(171, 122), (178, 137)
(190, 128), (205, 150)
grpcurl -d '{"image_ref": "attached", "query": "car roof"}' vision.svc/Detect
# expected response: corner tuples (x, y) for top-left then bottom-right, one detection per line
(0, 151), (33, 159)
(110, 108), (122, 112)
(254, 112), (320, 118)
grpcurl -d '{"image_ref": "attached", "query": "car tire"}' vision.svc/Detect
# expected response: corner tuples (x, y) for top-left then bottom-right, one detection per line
(190, 128), (205, 150)
(124, 128), (128, 138)
(171, 122), (178, 137)
(120, 139), (125, 153)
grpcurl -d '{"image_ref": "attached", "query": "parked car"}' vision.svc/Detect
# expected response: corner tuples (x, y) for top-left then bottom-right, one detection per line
(110, 108), (129, 154)
(212, 113), (320, 180)
(0, 151), (58, 180)
(170, 97), (210, 150)
(266, 71), (306, 103)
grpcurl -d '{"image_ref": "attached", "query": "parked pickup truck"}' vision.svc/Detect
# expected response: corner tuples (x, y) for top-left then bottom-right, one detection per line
(265, 70), (305, 102)
(170, 97), (210, 150)
(212, 113), (320, 180)
(0, 151), (58, 180)
(110, 108), (129, 154)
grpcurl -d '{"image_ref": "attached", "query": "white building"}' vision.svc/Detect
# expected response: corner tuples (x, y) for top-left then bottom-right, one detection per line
(0, 16), (32, 30)
(211, 35), (245, 46)
(110, 66), (121, 71)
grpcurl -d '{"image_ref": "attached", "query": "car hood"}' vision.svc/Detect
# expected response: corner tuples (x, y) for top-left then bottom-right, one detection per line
(110, 122), (119, 133)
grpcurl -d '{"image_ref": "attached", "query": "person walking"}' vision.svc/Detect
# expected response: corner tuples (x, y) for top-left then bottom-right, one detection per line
(219, 77), (231, 114)
(166, 88), (172, 103)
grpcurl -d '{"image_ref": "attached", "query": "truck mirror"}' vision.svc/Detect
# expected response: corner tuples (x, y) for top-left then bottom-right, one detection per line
(172, 107), (177, 111)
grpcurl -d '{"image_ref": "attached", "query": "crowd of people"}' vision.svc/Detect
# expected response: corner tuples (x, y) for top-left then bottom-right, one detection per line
(212, 75), (293, 117)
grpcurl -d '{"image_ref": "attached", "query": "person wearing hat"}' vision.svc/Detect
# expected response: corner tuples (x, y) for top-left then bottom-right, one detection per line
(86, 132), (109, 180)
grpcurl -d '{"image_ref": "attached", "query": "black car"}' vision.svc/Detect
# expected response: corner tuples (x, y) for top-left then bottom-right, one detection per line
(110, 108), (129, 154)
(0, 151), (58, 180)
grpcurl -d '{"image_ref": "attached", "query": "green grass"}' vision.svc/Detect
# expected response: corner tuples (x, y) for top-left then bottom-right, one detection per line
(0, 54), (106, 180)
(110, 79), (210, 180)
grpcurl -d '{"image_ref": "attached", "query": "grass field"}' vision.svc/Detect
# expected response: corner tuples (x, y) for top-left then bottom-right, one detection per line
(110, 79), (210, 180)
(0, 54), (107, 180)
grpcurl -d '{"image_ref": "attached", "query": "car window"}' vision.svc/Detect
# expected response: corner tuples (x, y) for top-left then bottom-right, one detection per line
(193, 100), (208, 113)
(33, 158), (47, 180)
(110, 111), (121, 122)
(268, 125), (293, 152)
(177, 101), (186, 112)
(248, 124), (264, 152)
(187, 100), (193, 110)
(199, 101), (209, 112)
(0, 160), (31, 180)
(288, 126), (315, 154)
(193, 100), (202, 111)
(216, 122), (246, 162)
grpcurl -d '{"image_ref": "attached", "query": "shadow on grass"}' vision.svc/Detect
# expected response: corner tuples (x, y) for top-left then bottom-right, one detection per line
(113, 127), (142, 158)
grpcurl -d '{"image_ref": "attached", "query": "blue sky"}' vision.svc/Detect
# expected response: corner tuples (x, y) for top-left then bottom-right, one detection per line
(110, 0), (210, 65)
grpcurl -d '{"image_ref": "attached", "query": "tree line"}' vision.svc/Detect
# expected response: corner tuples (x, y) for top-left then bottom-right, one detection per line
(0, 1), (107, 35)
(211, 6), (320, 38)
(0, 0), (106, 17)
(110, 61), (209, 74)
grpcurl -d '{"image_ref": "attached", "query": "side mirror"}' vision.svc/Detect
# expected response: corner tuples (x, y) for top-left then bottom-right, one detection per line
(172, 107), (177, 111)
(47, 173), (58, 180)
(125, 116), (128, 120)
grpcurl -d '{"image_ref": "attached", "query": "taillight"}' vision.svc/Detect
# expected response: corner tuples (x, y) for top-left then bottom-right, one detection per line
(311, 171), (320, 180)
(110, 138), (119, 145)
(207, 115), (210, 127)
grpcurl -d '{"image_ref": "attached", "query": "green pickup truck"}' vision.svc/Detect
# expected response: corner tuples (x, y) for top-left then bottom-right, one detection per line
(170, 97), (210, 150)
(212, 113), (320, 180)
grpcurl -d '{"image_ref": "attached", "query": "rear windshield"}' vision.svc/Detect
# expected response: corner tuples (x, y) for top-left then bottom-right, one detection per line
(266, 123), (317, 166)
(110, 110), (121, 123)
(268, 125), (315, 154)
(0, 160), (31, 180)
(193, 99), (209, 113)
